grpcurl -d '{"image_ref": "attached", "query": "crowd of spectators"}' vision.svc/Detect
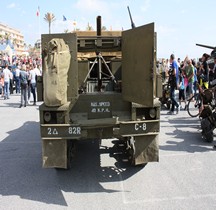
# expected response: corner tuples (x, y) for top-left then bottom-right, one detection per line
(0, 55), (42, 107)
(158, 53), (216, 115)
(1, 52), (216, 112)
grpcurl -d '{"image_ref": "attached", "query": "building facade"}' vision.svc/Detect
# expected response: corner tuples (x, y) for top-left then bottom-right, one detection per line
(0, 22), (24, 55)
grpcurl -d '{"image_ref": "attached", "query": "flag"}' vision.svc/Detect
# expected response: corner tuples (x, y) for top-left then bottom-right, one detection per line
(63, 15), (67, 21)
(36, 6), (40, 17)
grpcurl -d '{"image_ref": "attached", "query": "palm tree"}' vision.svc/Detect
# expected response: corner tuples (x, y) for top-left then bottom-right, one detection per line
(86, 23), (93, 31)
(44, 12), (56, 34)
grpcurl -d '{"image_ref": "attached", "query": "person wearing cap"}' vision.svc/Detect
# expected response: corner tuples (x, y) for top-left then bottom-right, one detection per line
(19, 64), (28, 108)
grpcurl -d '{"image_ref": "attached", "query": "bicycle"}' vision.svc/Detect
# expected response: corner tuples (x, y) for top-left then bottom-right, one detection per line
(187, 93), (203, 117)
(187, 79), (215, 117)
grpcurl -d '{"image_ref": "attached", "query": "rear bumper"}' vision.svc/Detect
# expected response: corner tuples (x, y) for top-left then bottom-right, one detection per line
(40, 118), (160, 140)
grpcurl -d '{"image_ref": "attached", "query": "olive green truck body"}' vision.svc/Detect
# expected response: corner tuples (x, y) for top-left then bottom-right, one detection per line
(37, 22), (162, 169)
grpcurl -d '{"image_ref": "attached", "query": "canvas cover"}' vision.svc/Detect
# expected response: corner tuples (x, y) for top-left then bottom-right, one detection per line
(43, 38), (71, 106)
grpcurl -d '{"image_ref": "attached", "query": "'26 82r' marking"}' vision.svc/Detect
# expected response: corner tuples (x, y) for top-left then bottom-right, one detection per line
(47, 127), (81, 135)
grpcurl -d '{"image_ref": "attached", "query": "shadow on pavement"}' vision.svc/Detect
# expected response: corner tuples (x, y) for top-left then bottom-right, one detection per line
(160, 115), (214, 153)
(0, 102), (21, 108)
(0, 121), (144, 206)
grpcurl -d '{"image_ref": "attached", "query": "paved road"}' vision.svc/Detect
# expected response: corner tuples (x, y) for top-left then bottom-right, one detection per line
(1, 94), (216, 210)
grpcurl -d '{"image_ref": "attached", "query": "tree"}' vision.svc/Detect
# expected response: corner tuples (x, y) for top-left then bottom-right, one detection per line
(102, 26), (107, 31)
(86, 23), (93, 31)
(64, 29), (69, 33)
(44, 12), (56, 34)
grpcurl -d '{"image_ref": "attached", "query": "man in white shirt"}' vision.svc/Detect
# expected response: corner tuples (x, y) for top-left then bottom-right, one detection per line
(29, 66), (37, 105)
(3, 64), (11, 99)
(33, 64), (41, 76)
(15, 65), (21, 93)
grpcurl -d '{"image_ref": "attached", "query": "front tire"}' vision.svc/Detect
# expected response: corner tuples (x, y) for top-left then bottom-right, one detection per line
(187, 94), (202, 117)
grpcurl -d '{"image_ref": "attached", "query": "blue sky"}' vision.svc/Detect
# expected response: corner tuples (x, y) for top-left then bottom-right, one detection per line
(1, 0), (215, 59)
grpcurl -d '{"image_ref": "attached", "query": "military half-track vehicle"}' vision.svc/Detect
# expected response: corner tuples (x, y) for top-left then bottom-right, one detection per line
(37, 16), (162, 169)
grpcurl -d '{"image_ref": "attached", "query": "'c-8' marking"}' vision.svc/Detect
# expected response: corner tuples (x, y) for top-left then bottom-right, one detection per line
(135, 123), (147, 131)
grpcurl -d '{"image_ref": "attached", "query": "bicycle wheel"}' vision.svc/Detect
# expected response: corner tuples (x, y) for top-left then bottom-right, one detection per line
(187, 94), (202, 117)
